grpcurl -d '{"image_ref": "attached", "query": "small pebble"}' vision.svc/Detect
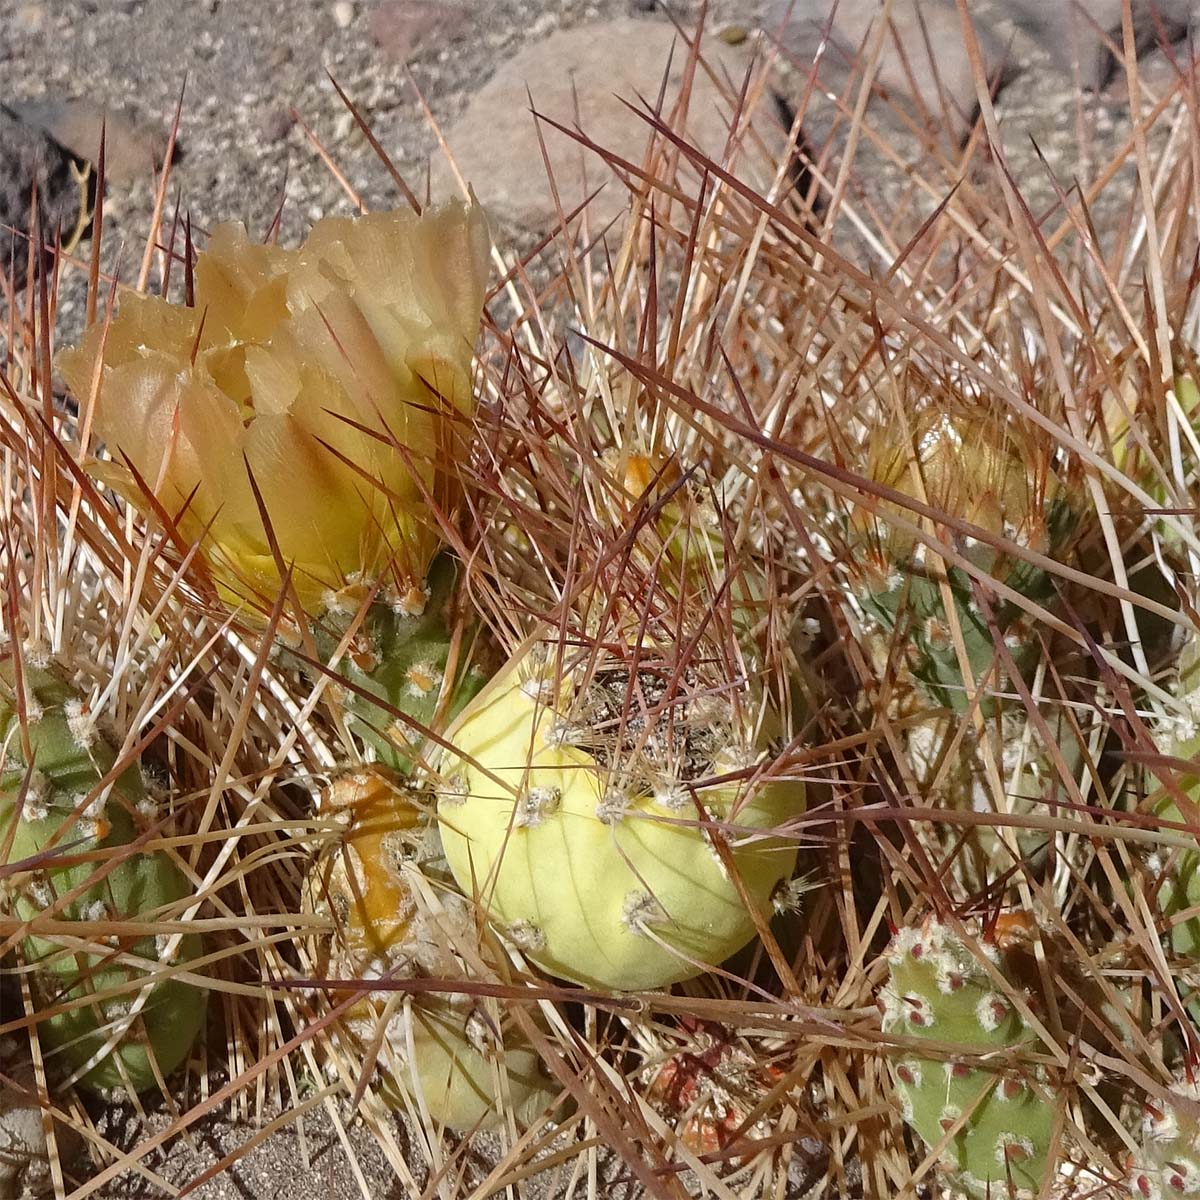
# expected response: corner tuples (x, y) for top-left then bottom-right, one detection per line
(333, 0), (355, 29)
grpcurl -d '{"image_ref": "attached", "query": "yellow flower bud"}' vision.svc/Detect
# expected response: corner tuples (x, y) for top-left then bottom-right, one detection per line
(60, 202), (490, 616)
(854, 409), (1062, 574)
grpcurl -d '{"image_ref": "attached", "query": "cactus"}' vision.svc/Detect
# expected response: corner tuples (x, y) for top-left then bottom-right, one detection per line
(1146, 635), (1200, 961)
(304, 768), (557, 1129)
(0, 658), (206, 1095)
(906, 705), (1084, 896)
(307, 555), (491, 772)
(59, 204), (492, 774)
(850, 409), (1073, 715)
(879, 916), (1055, 1197)
(435, 654), (804, 992)
(1128, 1075), (1200, 1199)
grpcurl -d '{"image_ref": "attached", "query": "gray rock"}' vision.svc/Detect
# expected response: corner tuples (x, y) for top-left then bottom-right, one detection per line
(429, 17), (790, 234)
(367, 0), (473, 62)
(763, 0), (1013, 143)
(4, 99), (168, 186)
(0, 104), (92, 291)
(0, 1068), (82, 1199)
(1004, 0), (1196, 89)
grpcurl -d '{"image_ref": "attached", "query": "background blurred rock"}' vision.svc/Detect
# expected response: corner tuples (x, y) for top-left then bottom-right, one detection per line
(1006, 0), (1197, 90)
(428, 18), (792, 234)
(0, 104), (93, 294)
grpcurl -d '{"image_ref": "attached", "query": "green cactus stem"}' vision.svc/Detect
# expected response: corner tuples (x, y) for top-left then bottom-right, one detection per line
(1128, 1075), (1200, 1199)
(851, 410), (1074, 715)
(0, 657), (206, 1094)
(879, 916), (1056, 1197)
(310, 554), (490, 772)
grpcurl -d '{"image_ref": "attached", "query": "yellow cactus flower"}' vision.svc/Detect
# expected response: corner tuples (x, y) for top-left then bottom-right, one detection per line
(60, 201), (490, 616)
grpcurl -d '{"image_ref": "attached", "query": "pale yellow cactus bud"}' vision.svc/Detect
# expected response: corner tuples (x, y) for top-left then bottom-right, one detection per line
(60, 201), (490, 616)
(855, 409), (1061, 573)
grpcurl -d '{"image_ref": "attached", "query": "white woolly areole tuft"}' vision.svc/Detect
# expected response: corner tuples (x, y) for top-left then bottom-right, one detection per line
(621, 890), (668, 934)
(975, 992), (1008, 1033)
(596, 789), (631, 825)
(19, 771), (50, 823)
(64, 697), (97, 752)
(877, 986), (902, 1029)
(515, 785), (562, 828)
(995, 1132), (1035, 1166)
(441, 774), (469, 806)
(902, 994), (934, 1029)
(938, 1103), (963, 1131)
(26, 875), (53, 908)
(506, 920), (546, 952)
(886, 925), (923, 965)
(519, 676), (558, 705)
(76, 789), (110, 840)
(81, 899), (109, 923)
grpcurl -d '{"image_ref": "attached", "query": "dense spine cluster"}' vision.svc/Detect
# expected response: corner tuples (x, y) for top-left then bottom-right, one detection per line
(1129, 1076), (1200, 1199)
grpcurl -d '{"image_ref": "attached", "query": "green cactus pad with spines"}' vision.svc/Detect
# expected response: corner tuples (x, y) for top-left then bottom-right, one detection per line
(880, 918), (1055, 1197)
(312, 554), (488, 771)
(0, 658), (207, 1094)
(1128, 1075), (1200, 1199)
(1149, 635), (1200, 962)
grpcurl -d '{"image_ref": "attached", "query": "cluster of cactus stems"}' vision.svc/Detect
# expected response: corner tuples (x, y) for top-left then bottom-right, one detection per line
(15, 28), (1200, 1195)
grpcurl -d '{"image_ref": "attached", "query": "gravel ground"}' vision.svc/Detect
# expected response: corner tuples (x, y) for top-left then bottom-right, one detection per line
(0, 0), (1186, 1195)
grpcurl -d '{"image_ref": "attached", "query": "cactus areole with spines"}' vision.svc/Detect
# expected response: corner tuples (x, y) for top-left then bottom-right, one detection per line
(435, 651), (804, 992)
(880, 916), (1055, 1197)
(0, 657), (206, 1094)
(1130, 1075), (1200, 1199)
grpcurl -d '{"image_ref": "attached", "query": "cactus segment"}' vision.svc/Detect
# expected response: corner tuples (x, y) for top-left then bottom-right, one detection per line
(1149, 637), (1200, 961)
(435, 656), (804, 992)
(906, 706), (1082, 895)
(880, 917), (1055, 1197)
(0, 660), (206, 1094)
(851, 411), (1072, 713)
(304, 769), (557, 1129)
(312, 555), (489, 772)
(1129, 1076), (1200, 1200)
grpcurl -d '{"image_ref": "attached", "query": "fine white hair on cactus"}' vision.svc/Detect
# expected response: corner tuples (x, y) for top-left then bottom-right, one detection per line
(63, 697), (97, 752)
(505, 921), (546, 953)
(621, 890), (669, 934)
(440, 774), (469, 806)
(595, 788), (632, 825)
(995, 1132), (1035, 1166)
